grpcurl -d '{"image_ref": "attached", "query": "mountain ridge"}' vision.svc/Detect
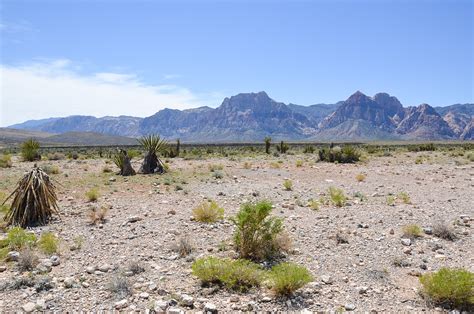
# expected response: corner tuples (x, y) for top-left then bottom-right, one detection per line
(8, 91), (474, 141)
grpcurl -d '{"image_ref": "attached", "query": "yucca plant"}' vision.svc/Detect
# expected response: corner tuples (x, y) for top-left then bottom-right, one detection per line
(112, 149), (136, 176)
(21, 138), (41, 162)
(2, 167), (59, 227)
(264, 137), (271, 154)
(138, 134), (168, 174)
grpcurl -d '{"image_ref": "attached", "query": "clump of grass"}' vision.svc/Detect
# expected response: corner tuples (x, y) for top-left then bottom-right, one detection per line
(208, 164), (224, 172)
(283, 179), (293, 191)
(88, 206), (108, 224)
(191, 256), (264, 292)
(108, 275), (132, 298)
(402, 224), (423, 239)
(328, 187), (347, 207)
(127, 261), (145, 275)
(102, 166), (113, 173)
(85, 188), (100, 202)
(17, 248), (39, 272)
(171, 236), (194, 257)
(270, 162), (281, 169)
(0, 154), (12, 168)
(42, 164), (60, 175)
(243, 162), (252, 169)
(386, 195), (396, 206)
(231, 200), (284, 261)
(37, 232), (59, 255)
(70, 236), (84, 251)
(268, 262), (313, 296)
(192, 200), (224, 223)
(355, 173), (366, 182)
(212, 170), (224, 179)
(398, 192), (411, 204)
(432, 222), (457, 241)
(392, 256), (411, 268)
(419, 268), (473, 309)
(2, 227), (36, 250)
(308, 199), (319, 210)
(295, 160), (303, 167)
(21, 139), (41, 162)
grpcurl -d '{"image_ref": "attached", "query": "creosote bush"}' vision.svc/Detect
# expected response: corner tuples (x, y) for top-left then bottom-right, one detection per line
(191, 256), (264, 292)
(231, 200), (285, 261)
(419, 268), (473, 309)
(268, 262), (313, 296)
(193, 200), (224, 223)
(38, 232), (59, 255)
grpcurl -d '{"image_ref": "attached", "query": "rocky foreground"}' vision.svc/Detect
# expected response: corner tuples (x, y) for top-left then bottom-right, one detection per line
(0, 151), (472, 312)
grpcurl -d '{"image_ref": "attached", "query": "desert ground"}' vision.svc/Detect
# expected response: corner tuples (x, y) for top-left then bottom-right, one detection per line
(0, 146), (473, 312)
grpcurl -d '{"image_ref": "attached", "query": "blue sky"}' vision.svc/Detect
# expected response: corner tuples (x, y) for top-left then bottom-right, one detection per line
(0, 0), (472, 126)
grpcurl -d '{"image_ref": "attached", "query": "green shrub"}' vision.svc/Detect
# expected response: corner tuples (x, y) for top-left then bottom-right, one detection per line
(419, 268), (473, 309)
(191, 256), (263, 291)
(283, 179), (293, 191)
(276, 141), (289, 154)
(386, 195), (396, 206)
(328, 187), (347, 207)
(231, 201), (284, 260)
(37, 232), (59, 255)
(212, 170), (224, 179)
(408, 143), (436, 152)
(42, 164), (60, 175)
(402, 224), (423, 239)
(268, 262), (313, 296)
(398, 192), (411, 204)
(303, 145), (315, 154)
(85, 188), (100, 202)
(0, 154), (12, 168)
(1, 227), (37, 250)
(295, 160), (303, 167)
(193, 200), (224, 223)
(21, 139), (41, 162)
(318, 145), (360, 163)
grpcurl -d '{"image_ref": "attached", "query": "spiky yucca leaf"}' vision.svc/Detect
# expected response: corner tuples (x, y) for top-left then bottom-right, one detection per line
(3, 167), (59, 227)
(112, 152), (126, 170)
(138, 134), (168, 155)
(21, 138), (41, 162)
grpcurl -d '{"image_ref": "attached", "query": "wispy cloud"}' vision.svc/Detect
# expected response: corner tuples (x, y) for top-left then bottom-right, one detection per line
(163, 74), (182, 80)
(0, 59), (223, 126)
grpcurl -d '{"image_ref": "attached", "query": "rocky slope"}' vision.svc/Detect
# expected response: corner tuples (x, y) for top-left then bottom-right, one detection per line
(8, 92), (474, 141)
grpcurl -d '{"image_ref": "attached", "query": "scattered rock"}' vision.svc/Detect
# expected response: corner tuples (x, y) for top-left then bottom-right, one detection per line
(204, 302), (218, 314)
(321, 275), (333, 284)
(401, 238), (411, 246)
(7, 251), (19, 262)
(64, 277), (75, 288)
(50, 255), (60, 266)
(115, 299), (128, 309)
(21, 302), (36, 313)
(345, 304), (356, 311)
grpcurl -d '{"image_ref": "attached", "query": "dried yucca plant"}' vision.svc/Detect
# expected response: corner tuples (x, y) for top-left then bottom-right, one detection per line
(2, 167), (60, 227)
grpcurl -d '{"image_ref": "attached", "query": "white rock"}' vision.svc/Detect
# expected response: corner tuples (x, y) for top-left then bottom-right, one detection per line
(181, 294), (194, 306)
(139, 292), (150, 299)
(321, 275), (333, 284)
(21, 302), (36, 313)
(401, 238), (411, 246)
(115, 299), (128, 309)
(204, 303), (218, 313)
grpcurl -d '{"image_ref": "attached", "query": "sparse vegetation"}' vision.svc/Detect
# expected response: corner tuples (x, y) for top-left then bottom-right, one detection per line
(276, 141), (289, 154)
(112, 149), (136, 176)
(319, 145), (360, 163)
(17, 248), (39, 272)
(172, 236), (194, 257)
(386, 195), (396, 206)
(398, 192), (411, 204)
(193, 200), (224, 223)
(139, 134), (168, 174)
(21, 138), (41, 162)
(328, 187), (347, 207)
(191, 256), (264, 291)
(127, 261), (145, 275)
(433, 222), (457, 241)
(419, 268), (473, 309)
(268, 262), (313, 296)
(356, 173), (366, 182)
(42, 164), (60, 175)
(0, 154), (12, 168)
(402, 224), (423, 239)
(231, 200), (284, 261)
(37, 232), (59, 255)
(108, 275), (132, 298)
(85, 188), (100, 202)
(88, 205), (108, 224)
(1, 227), (37, 250)
(283, 179), (293, 191)
(264, 137), (271, 154)
(295, 160), (303, 167)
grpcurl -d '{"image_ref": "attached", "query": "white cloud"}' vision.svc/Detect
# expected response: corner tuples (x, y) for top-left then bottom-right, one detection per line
(0, 59), (223, 126)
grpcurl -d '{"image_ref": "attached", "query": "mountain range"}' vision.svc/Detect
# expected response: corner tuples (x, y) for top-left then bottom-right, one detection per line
(8, 91), (474, 142)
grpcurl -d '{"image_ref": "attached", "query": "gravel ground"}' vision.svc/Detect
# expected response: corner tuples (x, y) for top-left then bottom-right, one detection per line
(0, 151), (473, 312)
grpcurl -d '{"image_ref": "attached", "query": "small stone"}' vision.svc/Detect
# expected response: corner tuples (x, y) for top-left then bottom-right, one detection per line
(181, 294), (194, 307)
(167, 307), (184, 314)
(115, 299), (128, 309)
(50, 255), (60, 266)
(139, 292), (150, 299)
(321, 275), (333, 284)
(86, 266), (96, 274)
(81, 282), (90, 288)
(7, 251), (19, 262)
(154, 300), (169, 311)
(36, 260), (53, 273)
(403, 247), (412, 255)
(423, 227), (433, 235)
(128, 216), (142, 223)
(401, 238), (411, 246)
(97, 264), (111, 272)
(0, 265), (7, 272)
(109, 177), (116, 182)
(22, 302), (36, 313)
(36, 299), (46, 309)
(203, 302), (218, 314)
(345, 304), (356, 311)
(261, 296), (272, 302)
(64, 277), (75, 288)
(357, 286), (368, 294)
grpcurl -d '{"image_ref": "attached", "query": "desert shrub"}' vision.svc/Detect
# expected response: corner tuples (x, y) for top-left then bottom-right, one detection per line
(433, 222), (457, 241)
(283, 179), (293, 191)
(328, 187), (347, 207)
(127, 261), (145, 275)
(415, 156), (424, 164)
(37, 232), (59, 255)
(47, 152), (65, 160)
(191, 256), (263, 291)
(34, 276), (53, 292)
(0, 154), (12, 168)
(70, 236), (84, 251)
(356, 173), (366, 182)
(2, 227), (36, 250)
(17, 248), (39, 272)
(398, 192), (411, 204)
(276, 141), (289, 154)
(295, 160), (303, 167)
(408, 143), (436, 152)
(88, 206), (108, 224)
(21, 139), (41, 162)
(335, 230), (349, 244)
(231, 200), (284, 260)
(108, 275), (132, 298)
(303, 145), (315, 154)
(172, 236), (194, 257)
(42, 164), (60, 175)
(193, 200), (224, 223)
(419, 268), (473, 309)
(102, 166), (112, 173)
(85, 188), (100, 202)
(243, 162), (252, 169)
(208, 164), (223, 172)
(386, 195), (396, 206)
(268, 262), (312, 296)
(264, 137), (271, 154)
(392, 256), (411, 267)
(318, 145), (360, 163)
(212, 170), (224, 179)
(308, 199), (319, 210)
(466, 152), (474, 162)
(402, 224), (423, 239)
